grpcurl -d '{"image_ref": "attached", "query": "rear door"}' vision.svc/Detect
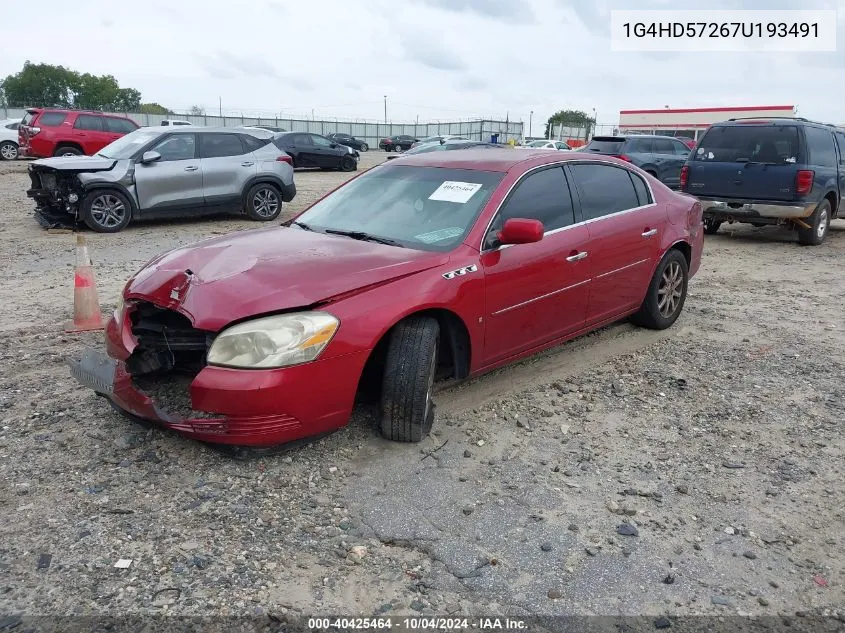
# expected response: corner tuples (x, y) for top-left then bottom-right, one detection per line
(684, 124), (801, 200)
(199, 133), (256, 209)
(103, 116), (138, 145)
(134, 133), (203, 213)
(310, 134), (342, 167)
(289, 133), (315, 166)
(804, 126), (839, 203)
(651, 137), (689, 187)
(567, 162), (666, 324)
(73, 114), (112, 155)
(480, 166), (591, 365)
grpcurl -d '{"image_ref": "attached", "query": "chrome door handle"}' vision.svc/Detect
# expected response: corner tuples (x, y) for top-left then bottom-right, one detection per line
(566, 251), (588, 262)
(184, 166), (199, 171)
(241, 161), (254, 167)
(642, 228), (657, 237)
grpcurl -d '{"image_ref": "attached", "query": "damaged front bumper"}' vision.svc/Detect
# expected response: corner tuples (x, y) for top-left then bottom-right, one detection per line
(27, 169), (81, 229)
(69, 307), (367, 447)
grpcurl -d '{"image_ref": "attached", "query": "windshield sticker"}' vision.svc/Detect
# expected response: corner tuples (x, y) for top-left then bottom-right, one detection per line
(415, 227), (465, 243)
(429, 181), (482, 203)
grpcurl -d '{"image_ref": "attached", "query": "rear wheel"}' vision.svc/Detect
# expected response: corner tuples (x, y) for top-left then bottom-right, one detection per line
(797, 199), (831, 246)
(631, 249), (689, 330)
(360, 143), (369, 152)
(703, 217), (722, 235)
(81, 189), (132, 233)
(245, 183), (282, 221)
(379, 316), (440, 443)
(0, 141), (18, 161)
(54, 145), (82, 157)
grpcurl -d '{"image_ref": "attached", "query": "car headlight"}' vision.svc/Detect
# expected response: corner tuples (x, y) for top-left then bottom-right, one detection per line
(207, 312), (339, 369)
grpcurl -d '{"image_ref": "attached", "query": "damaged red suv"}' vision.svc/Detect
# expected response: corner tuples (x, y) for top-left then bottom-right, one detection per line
(71, 149), (703, 448)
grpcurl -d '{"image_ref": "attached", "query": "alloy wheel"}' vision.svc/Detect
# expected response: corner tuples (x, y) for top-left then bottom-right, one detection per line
(252, 188), (279, 218)
(817, 208), (828, 240)
(657, 261), (683, 318)
(0, 143), (17, 160)
(89, 194), (127, 229)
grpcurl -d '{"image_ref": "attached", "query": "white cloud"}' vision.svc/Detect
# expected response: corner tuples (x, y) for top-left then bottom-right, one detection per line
(0, 0), (842, 127)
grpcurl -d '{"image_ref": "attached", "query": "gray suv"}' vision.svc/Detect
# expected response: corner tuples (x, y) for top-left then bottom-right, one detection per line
(26, 127), (296, 232)
(580, 134), (692, 189)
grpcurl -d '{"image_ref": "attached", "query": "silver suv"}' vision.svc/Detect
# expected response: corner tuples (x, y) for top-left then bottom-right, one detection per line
(26, 127), (296, 232)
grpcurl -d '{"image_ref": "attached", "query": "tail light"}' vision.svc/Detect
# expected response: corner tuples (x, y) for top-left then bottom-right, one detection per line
(614, 154), (631, 162)
(276, 155), (293, 165)
(26, 126), (41, 136)
(680, 165), (689, 189)
(796, 170), (814, 195)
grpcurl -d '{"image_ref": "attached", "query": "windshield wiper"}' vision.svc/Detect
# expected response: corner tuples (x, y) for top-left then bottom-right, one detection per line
(285, 220), (312, 231)
(324, 229), (404, 247)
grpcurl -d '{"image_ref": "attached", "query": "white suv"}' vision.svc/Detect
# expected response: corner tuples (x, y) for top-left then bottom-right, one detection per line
(0, 118), (20, 160)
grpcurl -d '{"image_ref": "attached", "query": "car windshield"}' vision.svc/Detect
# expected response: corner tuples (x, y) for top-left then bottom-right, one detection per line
(97, 129), (162, 159)
(527, 140), (549, 147)
(294, 164), (504, 252)
(692, 124), (800, 164)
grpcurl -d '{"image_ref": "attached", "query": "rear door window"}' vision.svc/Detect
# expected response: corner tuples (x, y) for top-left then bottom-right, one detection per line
(625, 137), (654, 153)
(39, 112), (68, 127)
(200, 133), (246, 158)
(569, 163), (642, 220)
(74, 114), (104, 131)
(804, 126), (837, 168)
(629, 172), (652, 205)
(693, 125), (800, 164)
(104, 117), (137, 134)
(652, 138), (677, 154)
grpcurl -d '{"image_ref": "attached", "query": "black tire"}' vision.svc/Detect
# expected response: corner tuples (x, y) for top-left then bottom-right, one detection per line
(631, 249), (689, 330)
(54, 145), (82, 157)
(81, 189), (132, 233)
(360, 143), (369, 152)
(339, 155), (357, 172)
(797, 199), (831, 246)
(0, 141), (18, 161)
(245, 183), (282, 221)
(380, 316), (440, 443)
(703, 218), (722, 235)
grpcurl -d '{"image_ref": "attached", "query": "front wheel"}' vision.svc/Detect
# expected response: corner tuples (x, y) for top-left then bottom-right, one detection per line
(245, 183), (282, 221)
(380, 316), (440, 443)
(81, 190), (132, 233)
(54, 145), (82, 157)
(339, 155), (357, 172)
(631, 249), (689, 330)
(359, 143), (369, 152)
(797, 199), (830, 246)
(0, 141), (18, 161)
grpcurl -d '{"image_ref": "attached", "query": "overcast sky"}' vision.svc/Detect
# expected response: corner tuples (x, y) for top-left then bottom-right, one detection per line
(2, 0), (844, 129)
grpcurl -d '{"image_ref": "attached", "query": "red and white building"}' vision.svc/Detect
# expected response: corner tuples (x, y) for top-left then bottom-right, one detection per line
(618, 105), (797, 141)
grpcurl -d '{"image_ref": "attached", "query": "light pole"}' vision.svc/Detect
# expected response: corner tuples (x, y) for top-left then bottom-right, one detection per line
(592, 107), (597, 139)
(384, 95), (387, 125)
(529, 110), (533, 139)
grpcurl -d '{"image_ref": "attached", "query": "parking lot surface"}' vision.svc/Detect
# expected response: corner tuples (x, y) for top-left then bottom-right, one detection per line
(0, 152), (843, 619)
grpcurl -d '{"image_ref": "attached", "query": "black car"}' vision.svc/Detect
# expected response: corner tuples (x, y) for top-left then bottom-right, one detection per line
(385, 139), (499, 160)
(681, 117), (845, 245)
(272, 132), (359, 171)
(379, 134), (418, 152)
(581, 134), (691, 188)
(326, 133), (369, 152)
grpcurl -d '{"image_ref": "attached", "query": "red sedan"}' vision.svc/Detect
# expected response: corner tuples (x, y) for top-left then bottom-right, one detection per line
(71, 149), (703, 448)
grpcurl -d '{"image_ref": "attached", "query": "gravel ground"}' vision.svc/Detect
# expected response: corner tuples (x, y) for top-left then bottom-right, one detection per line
(0, 152), (843, 624)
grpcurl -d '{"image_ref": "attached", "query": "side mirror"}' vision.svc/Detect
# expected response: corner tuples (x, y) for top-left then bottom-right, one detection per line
(140, 151), (161, 164)
(498, 218), (544, 245)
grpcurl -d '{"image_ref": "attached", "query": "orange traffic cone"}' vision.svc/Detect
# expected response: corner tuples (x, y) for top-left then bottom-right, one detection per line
(64, 233), (104, 333)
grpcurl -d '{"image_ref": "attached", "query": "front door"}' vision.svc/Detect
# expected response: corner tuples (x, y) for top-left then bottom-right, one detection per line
(199, 133), (256, 210)
(310, 134), (341, 167)
(567, 162), (667, 325)
(480, 165), (591, 365)
(652, 137), (690, 188)
(134, 133), (203, 213)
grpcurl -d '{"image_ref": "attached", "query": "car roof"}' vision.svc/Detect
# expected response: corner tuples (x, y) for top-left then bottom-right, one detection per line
(390, 148), (615, 172)
(710, 117), (836, 129)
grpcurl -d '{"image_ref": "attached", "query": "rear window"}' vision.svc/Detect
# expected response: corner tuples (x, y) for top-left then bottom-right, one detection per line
(584, 137), (625, 154)
(22, 111), (38, 126)
(104, 117), (138, 134)
(39, 112), (67, 127)
(692, 125), (800, 164)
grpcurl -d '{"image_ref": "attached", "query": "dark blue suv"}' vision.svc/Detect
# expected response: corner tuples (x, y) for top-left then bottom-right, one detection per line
(680, 117), (845, 245)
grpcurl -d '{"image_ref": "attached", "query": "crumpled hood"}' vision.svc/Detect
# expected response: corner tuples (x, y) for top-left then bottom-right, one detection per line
(32, 155), (117, 172)
(125, 226), (449, 331)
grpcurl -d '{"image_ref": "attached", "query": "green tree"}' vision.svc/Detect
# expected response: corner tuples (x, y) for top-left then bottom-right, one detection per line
(139, 102), (169, 115)
(1, 61), (78, 108)
(545, 109), (595, 140)
(113, 88), (141, 112)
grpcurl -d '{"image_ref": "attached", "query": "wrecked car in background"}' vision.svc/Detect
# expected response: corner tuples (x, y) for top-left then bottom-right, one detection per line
(70, 149), (702, 450)
(26, 127), (296, 232)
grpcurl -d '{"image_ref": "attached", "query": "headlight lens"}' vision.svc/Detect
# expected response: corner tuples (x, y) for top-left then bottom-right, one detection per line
(207, 312), (339, 369)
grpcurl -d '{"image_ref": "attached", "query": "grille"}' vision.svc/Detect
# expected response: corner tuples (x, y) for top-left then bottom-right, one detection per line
(127, 302), (213, 376)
